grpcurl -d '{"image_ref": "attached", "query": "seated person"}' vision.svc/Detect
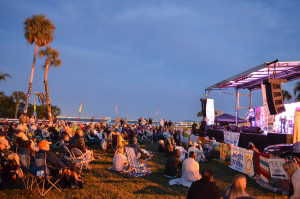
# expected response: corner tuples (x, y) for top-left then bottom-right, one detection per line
(169, 151), (201, 188)
(36, 140), (66, 176)
(187, 169), (220, 199)
(158, 140), (164, 152)
(164, 139), (174, 158)
(224, 174), (249, 199)
(0, 138), (21, 186)
(175, 141), (188, 162)
(164, 149), (182, 178)
(70, 129), (93, 166)
(130, 137), (152, 159)
(113, 147), (128, 171)
(188, 143), (206, 163)
(15, 131), (35, 157)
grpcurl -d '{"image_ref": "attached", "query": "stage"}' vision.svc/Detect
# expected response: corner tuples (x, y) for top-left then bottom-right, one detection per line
(198, 129), (293, 152)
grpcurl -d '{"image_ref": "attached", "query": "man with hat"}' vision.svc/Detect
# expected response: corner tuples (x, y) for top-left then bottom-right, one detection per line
(37, 140), (66, 172)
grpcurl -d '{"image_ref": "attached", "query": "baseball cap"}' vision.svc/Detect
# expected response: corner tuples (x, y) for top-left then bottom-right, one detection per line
(38, 140), (51, 149)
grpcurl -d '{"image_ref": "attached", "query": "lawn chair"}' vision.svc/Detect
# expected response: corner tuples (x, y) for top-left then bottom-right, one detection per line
(31, 152), (62, 196)
(17, 147), (33, 189)
(71, 148), (91, 174)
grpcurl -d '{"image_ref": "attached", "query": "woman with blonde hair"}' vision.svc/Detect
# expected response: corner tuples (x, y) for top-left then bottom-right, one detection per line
(283, 161), (300, 199)
(224, 174), (249, 199)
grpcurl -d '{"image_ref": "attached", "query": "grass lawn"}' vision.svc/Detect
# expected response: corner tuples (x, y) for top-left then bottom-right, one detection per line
(0, 143), (288, 199)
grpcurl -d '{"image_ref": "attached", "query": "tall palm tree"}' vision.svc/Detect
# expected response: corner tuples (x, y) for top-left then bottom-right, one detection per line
(0, 71), (11, 82)
(294, 81), (300, 102)
(23, 14), (55, 114)
(282, 90), (292, 101)
(12, 91), (26, 118)
(39, 47), (62, 121)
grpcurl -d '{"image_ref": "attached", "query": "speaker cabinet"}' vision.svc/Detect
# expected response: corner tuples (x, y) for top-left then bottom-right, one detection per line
(263, 79), (287, 115)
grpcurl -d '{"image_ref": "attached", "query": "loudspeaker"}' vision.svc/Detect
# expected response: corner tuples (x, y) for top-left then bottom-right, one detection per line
(200, 98), (207, 117)
(263, 79), (287, 115)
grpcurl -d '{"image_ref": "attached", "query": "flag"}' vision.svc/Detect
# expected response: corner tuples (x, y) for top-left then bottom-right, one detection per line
(33, 95), (37, 117)
(115, 104), (118, 115)
(156, 108), (160, 117)
(78, 102), (83, 115)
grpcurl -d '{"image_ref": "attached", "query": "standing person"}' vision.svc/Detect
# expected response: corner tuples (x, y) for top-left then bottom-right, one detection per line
(115, 116), (120, 125)
(224, 174), (249, 199)
(168, 120), (173, 128)
(159, 119), (164, 128)
(187, 169), (220, 199)
(283, 161), (300, 199)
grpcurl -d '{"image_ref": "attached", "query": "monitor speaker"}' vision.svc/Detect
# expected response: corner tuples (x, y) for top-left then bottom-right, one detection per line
(263, 79), (287, 115)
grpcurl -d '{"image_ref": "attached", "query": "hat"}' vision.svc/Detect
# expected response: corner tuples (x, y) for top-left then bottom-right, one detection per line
(0, 138), (10, 149)
(15, 131), (25, 138)
(17, 124), (25, 132)
(38, 140), (51, 149)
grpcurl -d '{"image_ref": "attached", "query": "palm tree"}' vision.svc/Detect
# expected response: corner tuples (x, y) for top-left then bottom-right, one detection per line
(39, 47), (62, 121)
(282, 90), (292, 101)
(294, 81), (300, 102)
(12, 91), (26, 118)
(23, 14), (55, 114)
(0, 71), (11, 82)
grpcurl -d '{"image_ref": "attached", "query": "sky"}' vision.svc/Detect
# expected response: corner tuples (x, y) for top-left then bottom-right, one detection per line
(0, 0), (300, 121)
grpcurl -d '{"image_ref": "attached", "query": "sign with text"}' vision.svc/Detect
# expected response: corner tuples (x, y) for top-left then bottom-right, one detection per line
(230, 145), (254, 177)
(224, 131), (240, 146)
(268, 158), (288, 179)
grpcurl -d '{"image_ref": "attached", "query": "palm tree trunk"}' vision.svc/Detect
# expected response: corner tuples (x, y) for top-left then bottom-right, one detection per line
(44, 63), (52, 121)
(24, 43), (38, 114)
(15, 103), (19, 119)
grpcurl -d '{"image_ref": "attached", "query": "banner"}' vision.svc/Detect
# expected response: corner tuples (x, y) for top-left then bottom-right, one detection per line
(259, 153), (271, 183)
(224, 131), (240, 146)
(230, 145), (254, 177)
(220, 143), (231, 165)
(268, 158), (288, 179)
(206, 99), (215, 125)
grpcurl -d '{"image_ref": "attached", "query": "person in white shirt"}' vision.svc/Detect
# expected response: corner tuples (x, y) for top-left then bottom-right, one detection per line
(188, 143), (206, 162)
(113, 147), (128, 171)
(175, 141), (188, 162)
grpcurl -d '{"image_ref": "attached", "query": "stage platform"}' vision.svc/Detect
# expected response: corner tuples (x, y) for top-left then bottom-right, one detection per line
(198, 129), (293, 152)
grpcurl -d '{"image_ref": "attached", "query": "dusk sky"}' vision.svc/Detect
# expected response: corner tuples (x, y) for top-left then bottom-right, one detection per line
(1, 0), (300, 121)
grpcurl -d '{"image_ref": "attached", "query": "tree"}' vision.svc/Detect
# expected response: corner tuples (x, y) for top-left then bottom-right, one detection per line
(38, 47), (62, 121)
(294, 81), (300, 102)
(12, 91), (26, 118)
(23, 14), (55, 114)
(282, 90), (292, 101)
(0, 71), (11, 82)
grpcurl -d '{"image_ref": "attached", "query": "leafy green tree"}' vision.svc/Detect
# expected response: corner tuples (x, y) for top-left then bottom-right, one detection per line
(12, 91), (26, 118)
(26, 104), (61, 119)
(282, 90), (292, 101)
(38, 47), (62, 120)
(0, 95), (15, 118)
(294, 81), (300, 102)
(23, 14), (55, 113)
(0, 71), (11, 82)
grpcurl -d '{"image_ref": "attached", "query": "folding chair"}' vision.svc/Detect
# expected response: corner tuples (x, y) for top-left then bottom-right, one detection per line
(42, 131), (52, 142)
(31, 152), (62, 196)
(17, 147), (32, 189)
(71, 148), (91, 174)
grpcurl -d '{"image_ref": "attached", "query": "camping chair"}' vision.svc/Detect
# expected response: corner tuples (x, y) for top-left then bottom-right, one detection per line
(124, 146), (149, 174)
(42, 131), (52, 142)
(31, 152), (62, 196)
(71, 148), (91, 174)
(17, 147), (33, 189)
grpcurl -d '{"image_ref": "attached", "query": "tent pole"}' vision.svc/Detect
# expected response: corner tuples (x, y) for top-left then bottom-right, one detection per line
(235, 89), (239, 126)
(250, 90), (252, 109)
